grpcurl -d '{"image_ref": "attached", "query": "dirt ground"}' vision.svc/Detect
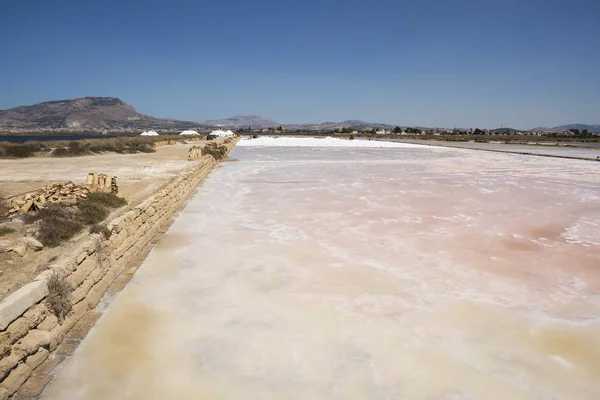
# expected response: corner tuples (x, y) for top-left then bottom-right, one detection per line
(0, 140), (214, 300)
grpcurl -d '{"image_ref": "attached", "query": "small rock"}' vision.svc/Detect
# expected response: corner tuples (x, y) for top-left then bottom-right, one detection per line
(9, 243), (28, 257)
(24, 237), (44, 251)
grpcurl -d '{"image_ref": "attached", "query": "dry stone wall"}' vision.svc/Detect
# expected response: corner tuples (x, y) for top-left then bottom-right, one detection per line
(0, 139), (237, 398)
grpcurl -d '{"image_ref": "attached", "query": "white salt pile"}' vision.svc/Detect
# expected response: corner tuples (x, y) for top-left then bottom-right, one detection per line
(238, 136), (427, 148)
(180, 130), (200, 136)
(209, 129), (235, 137)
(140, 130), (159, 136)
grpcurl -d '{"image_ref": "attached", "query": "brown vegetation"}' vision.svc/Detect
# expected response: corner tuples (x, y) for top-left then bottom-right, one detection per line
(46, 272), (72, 321)
(0, 226), (15, 236)
(0, 135), (198, 159)
(90, 223), (111, 239)
(24, 192), (127, 246)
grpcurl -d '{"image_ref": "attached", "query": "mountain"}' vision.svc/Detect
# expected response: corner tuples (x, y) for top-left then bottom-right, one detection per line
(0, 97), (204, 132)
(550, 124), (600, 132)
(198, 115), (279, 129)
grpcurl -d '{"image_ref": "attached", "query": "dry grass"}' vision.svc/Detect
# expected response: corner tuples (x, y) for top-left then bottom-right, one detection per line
(26, 204), (84, 247)
(0, 135), (191, 159)
(77, 192), (127, 225)
(46, 272), (72, 321)
(0, 200), (9, 218)
(90, 223), (111, 239)
(85, 192), (127, 208)
(0, 226), (16, 237)
(37, 214), (84, 247)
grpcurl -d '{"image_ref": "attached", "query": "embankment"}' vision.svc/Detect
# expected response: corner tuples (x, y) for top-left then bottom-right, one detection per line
(0, 138), (238, 399)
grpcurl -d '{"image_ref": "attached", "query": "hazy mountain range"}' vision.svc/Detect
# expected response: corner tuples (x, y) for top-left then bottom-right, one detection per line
(0, 97), (598, 133)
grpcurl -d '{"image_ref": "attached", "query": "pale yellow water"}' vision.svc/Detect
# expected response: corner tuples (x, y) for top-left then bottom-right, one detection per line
(43, 142), (600, 399)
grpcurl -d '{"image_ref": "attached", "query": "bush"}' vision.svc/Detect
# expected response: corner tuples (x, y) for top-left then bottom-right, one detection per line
(37, 216), (84, 247)
(24, 203), (72, 224)
(46, 273), (72, 321)
(77, 201), (109, 225)
(90, 224), (111, 239)
(0, 226), (16, 236)
(84, 192), (127, 208)
(1, 143), (47, 158)
(0, 201), (9, 218)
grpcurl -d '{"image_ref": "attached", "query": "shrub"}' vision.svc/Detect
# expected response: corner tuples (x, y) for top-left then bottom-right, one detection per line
(90, 223), (111, 239)
(46, 273), (72, 321)
(24, 203), (72, 224)
(0, 226), (16, 236)
(0, 201), (9, 218)
(84, 192), (127, 208)
(77, 201), (109, 225)
(37, 216), (84, 247)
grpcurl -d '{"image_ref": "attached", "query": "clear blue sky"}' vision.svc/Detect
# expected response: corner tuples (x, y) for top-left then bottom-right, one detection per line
(1, 0), (598, 129)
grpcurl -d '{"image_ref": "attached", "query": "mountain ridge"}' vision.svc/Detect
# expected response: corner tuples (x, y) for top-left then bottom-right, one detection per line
(1, 97), (598, 132)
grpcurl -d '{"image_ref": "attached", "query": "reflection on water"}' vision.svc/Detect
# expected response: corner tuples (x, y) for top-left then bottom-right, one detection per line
(43, 143), (600, 400)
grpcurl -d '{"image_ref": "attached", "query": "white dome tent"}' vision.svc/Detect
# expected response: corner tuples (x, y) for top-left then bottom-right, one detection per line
(140, 130), (159, 136)
(180, 130), (200, 136)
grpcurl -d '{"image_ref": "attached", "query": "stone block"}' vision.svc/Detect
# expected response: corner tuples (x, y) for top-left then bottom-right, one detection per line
(75, 250), (87, 265)
(0, 354), (20, 382)
(13, 329), (51, 357)
(25, 348), (49, 370)
(2, 363), (31, 395)
(0, 281), (48, 330)
(15, 374), (52, 398)
(36, 315), (58, 332)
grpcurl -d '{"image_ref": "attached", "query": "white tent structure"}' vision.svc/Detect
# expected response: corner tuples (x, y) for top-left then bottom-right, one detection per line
(207, 129), (235, 139)
(140, 130), (159, 136)
(180, 130), (200, 136)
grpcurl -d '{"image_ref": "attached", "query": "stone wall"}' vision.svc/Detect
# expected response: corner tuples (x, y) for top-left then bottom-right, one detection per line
(0, 139), (237, 399)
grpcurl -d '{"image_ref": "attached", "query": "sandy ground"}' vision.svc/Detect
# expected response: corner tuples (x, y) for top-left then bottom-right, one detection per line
(43, 140), (600, 400)
(0, 143), (204, 203)
(0, 142), (209, 300)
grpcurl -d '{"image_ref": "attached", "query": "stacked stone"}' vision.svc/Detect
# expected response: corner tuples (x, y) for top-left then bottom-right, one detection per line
(188, 146), (203, 160)
(6, 183), (91, 216)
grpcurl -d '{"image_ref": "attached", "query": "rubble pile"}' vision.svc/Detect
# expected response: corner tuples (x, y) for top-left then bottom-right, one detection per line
(6, 182), (91, 216)
(4, 173), (119, 217)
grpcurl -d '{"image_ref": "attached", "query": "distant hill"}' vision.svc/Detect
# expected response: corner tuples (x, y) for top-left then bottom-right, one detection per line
(198, 115), (279, 129)
(549, 124), (600, 132)
(0, 97), (204, 132)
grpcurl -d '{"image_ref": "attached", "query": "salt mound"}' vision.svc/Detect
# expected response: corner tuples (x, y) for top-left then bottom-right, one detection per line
(180, 130), (200, 136)
(209, 129), (235, 137)
(238, 136), (428, 148)
(140, 130), (159, 136)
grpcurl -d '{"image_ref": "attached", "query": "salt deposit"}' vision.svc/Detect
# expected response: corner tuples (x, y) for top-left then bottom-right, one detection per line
(209, 129), (235, 137)
(43, 140), (600, 400)
(180, 130), (200, 136)
(238, 135), (428, 148)
(140, 130), (159, 136)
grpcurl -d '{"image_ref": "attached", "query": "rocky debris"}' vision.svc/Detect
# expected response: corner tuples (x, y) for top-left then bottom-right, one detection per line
(6, 183), (91, 216)
(24, 237), (43, 252)
(9, 243), (28, 257)
(4, 237), (44, 258)
(5, 174), (119, 217)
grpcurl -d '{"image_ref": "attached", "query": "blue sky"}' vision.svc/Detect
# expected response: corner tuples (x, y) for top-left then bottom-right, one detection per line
(1, 0), (598, 128)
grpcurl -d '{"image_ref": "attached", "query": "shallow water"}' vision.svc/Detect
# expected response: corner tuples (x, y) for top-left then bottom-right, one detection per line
(43, 141), (600, 399)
